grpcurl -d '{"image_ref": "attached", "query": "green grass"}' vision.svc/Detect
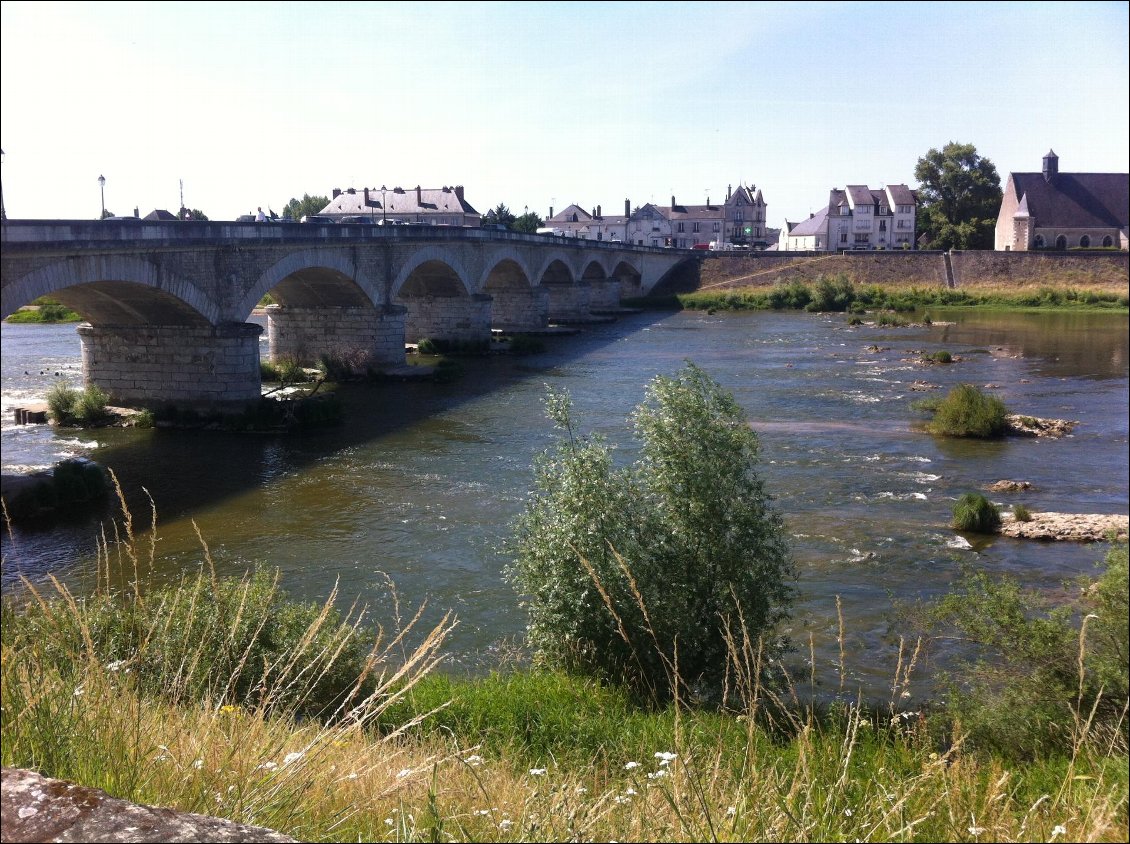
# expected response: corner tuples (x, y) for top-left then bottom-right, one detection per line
(46, 381), (113, 427)
(5, 299), (83, 323)
(2, 499), (1126, 843)
(927, 384), (1009, 438)
(952, 492), (1002, 533)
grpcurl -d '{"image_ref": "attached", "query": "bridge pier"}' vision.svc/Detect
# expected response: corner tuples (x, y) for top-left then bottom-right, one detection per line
(489, 286), (549, 332)
(265, 304), (408, 369)
(545, 281), (592, 322)
(403, 293), (493, 347)
(589, 278), (621, 310)
(77, 322), (263, 411)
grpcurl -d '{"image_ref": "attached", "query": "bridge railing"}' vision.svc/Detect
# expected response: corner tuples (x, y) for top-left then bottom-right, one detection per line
(1, 219), (686, 256)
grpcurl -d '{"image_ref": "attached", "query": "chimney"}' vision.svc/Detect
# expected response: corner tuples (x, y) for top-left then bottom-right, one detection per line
(1043, 149), (1059, 182)
(454, 185), (464, 201)
(727, 184), (732, 201)
(706, 196), (710, 208)
(549, 206), (553, 218)
(671, 195), (676, 210)
(597, 204), (601, 217)
(416, 185), (422, 205)
(364, 187), (369, 205)
(333, 188), (341, 199)
(133, 207), (139, 218)
(625, 199), (630, 217)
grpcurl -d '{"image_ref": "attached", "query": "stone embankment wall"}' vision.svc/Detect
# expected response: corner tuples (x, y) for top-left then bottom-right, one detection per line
(693, 251), (1128, 294)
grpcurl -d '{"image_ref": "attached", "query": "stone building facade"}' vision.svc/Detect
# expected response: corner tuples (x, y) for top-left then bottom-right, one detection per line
(546, 183), (769, 248)
(780, 184), (917, 251)
(995, 151), (1129, 251)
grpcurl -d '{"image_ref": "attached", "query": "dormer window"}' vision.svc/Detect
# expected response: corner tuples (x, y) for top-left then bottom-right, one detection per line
(840, 206), (851, 216)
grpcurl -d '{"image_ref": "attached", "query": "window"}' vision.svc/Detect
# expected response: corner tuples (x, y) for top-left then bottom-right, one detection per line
(856, 205), (871, 214)
(677, 222), (685, 232)
(897, 219), (909, 229)
(1103, 235), (1113, 247)
(1034, 235), (1045, 248)
(1080, 235), (1090, 247)
(1055, 235), (1067, 250)
(692, 222), (700, 233)
(854, 233), (870, 244)
(735, 211), (744, 221)
(713, 222), (720, 232)
(840, 205), (851, 215)
(879, 220), (887, 232)
(879, 205), (889, 215)
(840, 233), (848, 243)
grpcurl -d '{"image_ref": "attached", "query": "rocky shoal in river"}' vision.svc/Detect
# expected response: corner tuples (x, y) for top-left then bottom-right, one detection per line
(999, 511), (1129, 542)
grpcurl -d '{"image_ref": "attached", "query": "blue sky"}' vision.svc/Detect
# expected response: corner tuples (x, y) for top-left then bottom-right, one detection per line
(2, 1), (1127, 226)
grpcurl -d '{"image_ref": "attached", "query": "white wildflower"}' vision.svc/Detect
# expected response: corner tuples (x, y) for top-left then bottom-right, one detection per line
(191, 759), (204, 770)
(72, 685), (85, 697)
(465, 754), (484, 767)
(529, 767), (547, 776)
(256, 761), (279, 771)
(498, 819), (513, 831)
(282, 751), (304, 766)
(647, 769), (668, 779)
(1051, 825), (1067, 838)
(726, 806), (736, 817)
(654, 751), (677, 764)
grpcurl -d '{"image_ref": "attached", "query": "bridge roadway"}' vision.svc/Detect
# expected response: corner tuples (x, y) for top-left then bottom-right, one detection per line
(1, 220), (694, 410)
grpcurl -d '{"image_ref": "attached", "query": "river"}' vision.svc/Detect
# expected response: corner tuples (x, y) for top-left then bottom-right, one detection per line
(2, 308), (1127, 701)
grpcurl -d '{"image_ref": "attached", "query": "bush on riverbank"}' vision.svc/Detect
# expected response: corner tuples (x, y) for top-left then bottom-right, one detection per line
(507, 363), (795, 705)
(921, 544), (1128, 759)
(1, 458), (111, 521)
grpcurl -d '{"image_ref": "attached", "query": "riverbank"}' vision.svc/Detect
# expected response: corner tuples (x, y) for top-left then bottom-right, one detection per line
(2, 548), (1126, 844)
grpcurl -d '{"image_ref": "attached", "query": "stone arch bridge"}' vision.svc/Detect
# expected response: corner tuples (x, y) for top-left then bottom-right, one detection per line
(2, 220), (693, 410)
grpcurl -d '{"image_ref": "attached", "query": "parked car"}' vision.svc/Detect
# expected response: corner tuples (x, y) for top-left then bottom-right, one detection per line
(300, 215), (336, 224)
(340, 216), (378, 225)
(102, 215), (143, 222)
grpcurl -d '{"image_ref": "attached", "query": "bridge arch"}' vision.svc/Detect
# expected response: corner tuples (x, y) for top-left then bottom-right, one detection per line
(237, 248), (383, 320)
(1, 254), (217, 325)
(611, 259), (644, 299)
(393, 248), (487, 346)
(480, 255), (547, 331)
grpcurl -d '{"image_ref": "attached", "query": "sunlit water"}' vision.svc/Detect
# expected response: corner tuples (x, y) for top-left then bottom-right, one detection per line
(3, 309), (1127, 702)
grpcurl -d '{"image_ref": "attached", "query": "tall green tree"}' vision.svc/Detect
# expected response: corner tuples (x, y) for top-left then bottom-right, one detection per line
(283, 193), (331, 222)
(507, 362), (795, 704)
(482, 203), (517, 229)
(512, 210), (544, 234)
(178, 207), (209, 221)
(914, 142), (1002, 250)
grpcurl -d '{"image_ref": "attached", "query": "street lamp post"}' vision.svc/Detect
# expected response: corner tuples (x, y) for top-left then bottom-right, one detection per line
(381, 185), (387, 225)
(98, 174), (106, 219)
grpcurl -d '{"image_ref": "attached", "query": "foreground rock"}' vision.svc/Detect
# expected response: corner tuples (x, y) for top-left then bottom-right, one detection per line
(0, 767), (295, 843)
(986, 480), (1032, 493)
(999, 512), (1128, 542)
(1005, 414), (1076, 437)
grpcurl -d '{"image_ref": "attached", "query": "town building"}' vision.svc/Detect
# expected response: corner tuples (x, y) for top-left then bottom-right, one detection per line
(995, 150), (1129, 251)
(779, 185), (917, 251)
(319, 185), (481, 226)
(545, 184), (770, 248)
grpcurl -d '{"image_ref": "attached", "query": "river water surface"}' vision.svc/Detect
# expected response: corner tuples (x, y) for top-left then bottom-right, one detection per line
(2, 308), (1127, 701)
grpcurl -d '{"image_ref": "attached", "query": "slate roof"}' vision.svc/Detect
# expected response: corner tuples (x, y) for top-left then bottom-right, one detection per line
(785, 206), (829, 237)
(1008, 171), (1129, 229)
(845, 185), (875, 208)
(321, 186), (478, 216)
(885, 184), (915, 205)
(548, 204), (593, 223)
(143, 209), (178, 221)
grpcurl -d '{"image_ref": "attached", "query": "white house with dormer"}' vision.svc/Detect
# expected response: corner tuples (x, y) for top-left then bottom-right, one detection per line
(780, 184), (917, 251)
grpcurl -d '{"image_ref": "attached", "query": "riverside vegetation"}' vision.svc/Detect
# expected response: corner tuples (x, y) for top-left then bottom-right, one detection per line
(633, 273), (1129, 315)
(2, 364), (1127, 842)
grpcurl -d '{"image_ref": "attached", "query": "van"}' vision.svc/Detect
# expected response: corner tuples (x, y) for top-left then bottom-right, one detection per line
(536, 227), (564, 237)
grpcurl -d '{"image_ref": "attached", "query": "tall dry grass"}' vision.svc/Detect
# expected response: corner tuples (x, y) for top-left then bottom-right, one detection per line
(2, 476), (1127, 841)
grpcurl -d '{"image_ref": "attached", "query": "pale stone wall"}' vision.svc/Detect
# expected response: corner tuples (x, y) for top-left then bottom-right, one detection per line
(77, 322), (262, 410)
(489, 287), (549, 330)
(266, 304), (406, 367)
(403, 294), (492, 344)
(544, 282), (592, 320)
(588, 278), (621, 310)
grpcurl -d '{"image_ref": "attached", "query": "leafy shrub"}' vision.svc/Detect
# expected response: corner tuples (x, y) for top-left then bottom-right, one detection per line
(951, 492), (1001, 533)
(876, 312), (907, 327)
(767, 281), (811, 310)
(806, 275), (856, 312)
(46, 381), (111, 426)
(1012, 503), (1033, 522)
(928, 384), (1009, 438)
(923, 544), (1128, 758)
(507, 363), (795, 704)
(925, 350), (953, 363)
